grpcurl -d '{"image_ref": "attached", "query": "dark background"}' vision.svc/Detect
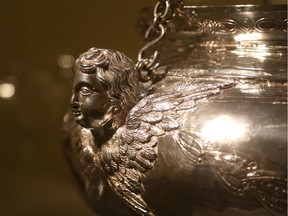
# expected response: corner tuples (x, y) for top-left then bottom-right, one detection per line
(0, 0), (285, 216)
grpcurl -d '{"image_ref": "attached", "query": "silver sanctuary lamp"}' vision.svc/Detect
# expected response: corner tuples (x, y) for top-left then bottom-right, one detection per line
(63, 1), (287, 215)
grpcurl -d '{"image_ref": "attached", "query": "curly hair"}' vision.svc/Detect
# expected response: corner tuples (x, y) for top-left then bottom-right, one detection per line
(74, 47), (139, 128)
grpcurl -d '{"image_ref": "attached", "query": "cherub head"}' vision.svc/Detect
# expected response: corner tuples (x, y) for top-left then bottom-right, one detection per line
(70, 47), (139, 130)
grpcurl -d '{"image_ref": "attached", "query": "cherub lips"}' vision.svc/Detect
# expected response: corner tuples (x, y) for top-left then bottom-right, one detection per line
(72, 109), (82, 117)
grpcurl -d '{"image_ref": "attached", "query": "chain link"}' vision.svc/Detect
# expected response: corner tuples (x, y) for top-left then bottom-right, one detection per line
(136, 0), (183, 82)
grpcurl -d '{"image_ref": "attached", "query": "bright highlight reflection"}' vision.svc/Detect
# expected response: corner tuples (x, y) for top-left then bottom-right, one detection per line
(234, 32), (263, 42)
(0, 83), (15, 99)
(238, 83), (262, 94)
(201, 115), (246, 143)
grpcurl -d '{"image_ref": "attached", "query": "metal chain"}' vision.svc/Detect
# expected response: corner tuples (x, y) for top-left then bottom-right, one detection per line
(136, 0), (183, 82)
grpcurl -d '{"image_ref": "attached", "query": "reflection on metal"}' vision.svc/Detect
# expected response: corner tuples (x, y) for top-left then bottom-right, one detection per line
(234, 33), (263, 41)
(64, 3), (287, 216)
(0, 83), (15, 99)
(238, 83), (263, 94)
(201, 115), (246, 143)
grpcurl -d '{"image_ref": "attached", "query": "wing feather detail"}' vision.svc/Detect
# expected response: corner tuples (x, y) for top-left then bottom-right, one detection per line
(101, 81), (234, 215)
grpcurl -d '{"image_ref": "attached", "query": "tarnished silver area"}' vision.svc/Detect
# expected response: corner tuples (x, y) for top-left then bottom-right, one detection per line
(64, 2), (287, 216)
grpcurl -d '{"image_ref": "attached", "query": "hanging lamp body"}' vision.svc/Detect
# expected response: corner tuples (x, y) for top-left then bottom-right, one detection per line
(64, 4), (287, 216)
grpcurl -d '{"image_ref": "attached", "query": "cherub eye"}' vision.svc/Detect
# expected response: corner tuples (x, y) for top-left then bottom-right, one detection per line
(79, 87), (93, 96)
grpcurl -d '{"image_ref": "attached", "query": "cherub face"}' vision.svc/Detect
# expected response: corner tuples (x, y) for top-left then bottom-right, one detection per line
(70, 70), (110, 129)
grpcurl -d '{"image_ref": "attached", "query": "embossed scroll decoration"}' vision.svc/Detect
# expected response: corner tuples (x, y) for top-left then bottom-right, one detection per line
(187, 17), (287, 35)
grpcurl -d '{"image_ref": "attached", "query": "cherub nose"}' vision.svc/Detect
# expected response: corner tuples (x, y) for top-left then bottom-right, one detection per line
(70, 93), (79, 108)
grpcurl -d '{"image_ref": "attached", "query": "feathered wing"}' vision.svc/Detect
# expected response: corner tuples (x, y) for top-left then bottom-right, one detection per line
(63, 112), (104, 199)
(100, 81), (234, 215)
(101, 132), (156, 216)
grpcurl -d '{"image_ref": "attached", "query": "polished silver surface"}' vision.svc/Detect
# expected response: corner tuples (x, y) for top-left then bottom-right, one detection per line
(64, 3), (287, 216)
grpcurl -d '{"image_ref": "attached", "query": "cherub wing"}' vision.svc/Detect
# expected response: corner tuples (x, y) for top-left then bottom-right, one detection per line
(63, 112), (103, 199)
(101, 81), (234, 215)
(101, 134), (155, 216)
